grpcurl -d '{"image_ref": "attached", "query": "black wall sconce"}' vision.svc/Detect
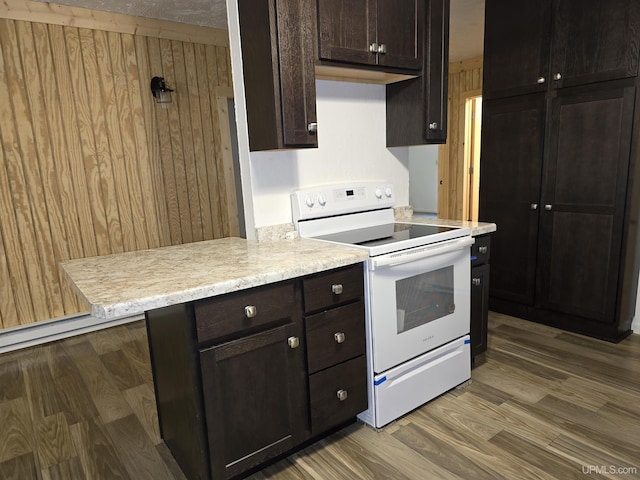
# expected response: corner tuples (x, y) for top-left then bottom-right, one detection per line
(150, 76), (173, 105)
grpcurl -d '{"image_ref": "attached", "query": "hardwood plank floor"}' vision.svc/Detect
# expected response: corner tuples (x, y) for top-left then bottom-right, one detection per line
(0, 312), (638, 479)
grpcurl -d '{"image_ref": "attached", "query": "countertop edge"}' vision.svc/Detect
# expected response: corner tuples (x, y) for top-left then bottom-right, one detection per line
(61, 238), (369, 320)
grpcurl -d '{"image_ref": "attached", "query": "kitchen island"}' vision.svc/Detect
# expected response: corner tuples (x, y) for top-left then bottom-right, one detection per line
(61, 236), (369, 480)
(60, 236), (368, 319)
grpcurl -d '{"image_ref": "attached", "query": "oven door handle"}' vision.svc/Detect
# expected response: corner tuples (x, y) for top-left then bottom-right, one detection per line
(369, 236), (474, 270)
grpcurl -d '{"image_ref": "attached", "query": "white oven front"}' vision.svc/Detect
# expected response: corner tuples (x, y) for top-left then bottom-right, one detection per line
(366, 236), (473, 374)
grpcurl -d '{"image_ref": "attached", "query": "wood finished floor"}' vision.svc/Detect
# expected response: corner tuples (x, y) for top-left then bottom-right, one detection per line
(1, 312), (639, 479)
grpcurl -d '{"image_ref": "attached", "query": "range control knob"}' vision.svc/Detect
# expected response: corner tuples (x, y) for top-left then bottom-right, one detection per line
(375, 189), (383, 199)
(317, 194), (327, 206)
(305, 196), (314, 208)
(384, 187), (393, 198)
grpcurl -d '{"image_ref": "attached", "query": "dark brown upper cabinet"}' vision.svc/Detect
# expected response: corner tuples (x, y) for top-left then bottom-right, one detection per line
(483, 0), (640, 100)
(387, 0), (449, 145)
(482, 0), (552, 99)
(238, 0), (318, 151)
(550, 0), (640, 88)
(317, 0), (423, 71)
(238, 0), (447, 151)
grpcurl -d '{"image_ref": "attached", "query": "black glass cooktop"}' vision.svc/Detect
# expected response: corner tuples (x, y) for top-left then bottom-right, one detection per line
(314, 223), (459, 247)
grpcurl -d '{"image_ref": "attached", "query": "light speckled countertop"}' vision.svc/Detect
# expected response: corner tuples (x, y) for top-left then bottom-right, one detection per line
(61, 237), (369, 320)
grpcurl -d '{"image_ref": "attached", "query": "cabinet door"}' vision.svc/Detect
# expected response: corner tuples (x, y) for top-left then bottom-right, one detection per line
(482, 0), (552, 99)
(200, 323), (307, 479)
(317, 0), (375, 66)
(276, 0), (318, 146)
(386, 0), (449, 146)
(424, 0), (448, 142)
(317, 0), (422, 70)
(479, 94), (546, 305)
(537, 81), (635, 323)
(471, 264), (490, 359)
(375, 0), (423, 70)
(238, 0), (317, 150)
(550, 0), (640, 88)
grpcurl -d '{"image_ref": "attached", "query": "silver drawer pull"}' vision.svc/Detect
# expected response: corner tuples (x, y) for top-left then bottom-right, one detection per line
(334, 332), (346, 344)
(472, 278), (481, 286)
(307, 122), (317, 135)
(536, 76), (546, 84)
(337, 389), (348, 401)
(478, 246), (488, 254)
(244, 305), (257, 318)
(428, 122), (438, 130)
(545, 204), (553, 211)
(287, 336), (299, 349)
(331, 284), (343, 295)
(531, 203), (539, 210)
(369, 42), (379, 53)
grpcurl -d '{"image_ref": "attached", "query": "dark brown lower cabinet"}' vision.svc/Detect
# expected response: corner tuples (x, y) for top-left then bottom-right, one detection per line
(480, 78), (640, 342)
(146, 264), (367, 479)
(199, 323), (307, 479)
(470, 235), (491, 363)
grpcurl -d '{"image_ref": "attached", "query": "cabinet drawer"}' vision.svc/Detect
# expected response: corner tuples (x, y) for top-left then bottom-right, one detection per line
(194, 281), (296, 344)
(303, 264), (364, 313)
(309, 355), (367, 435)
(471, 235), (491, 266)
(305, 301), (365, 374)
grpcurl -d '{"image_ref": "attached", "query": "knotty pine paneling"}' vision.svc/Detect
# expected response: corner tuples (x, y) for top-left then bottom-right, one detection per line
(438, 57), (483, 220)
(0, 17), (237, 329)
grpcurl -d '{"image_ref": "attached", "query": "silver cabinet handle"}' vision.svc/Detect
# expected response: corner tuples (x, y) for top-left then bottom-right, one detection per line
(336, 389), (348, 401)
(545, 204), (553, 210)
(307, 122), (317, 135)
(331, 284), (343, 295)
(334, 332), (345, 344)
(287, 336), (299, 349)
(429, 122), (439, 130)
(472, 278), (481, 286)
(244, 305), (257, 318)
(536, 76), (546, 84)
(478, 246), (488, 254)
(369, 42), (379, 53)
(377, 43), (387, 54)
(531, 203), (539, 210)
(553, 72), (562, 80)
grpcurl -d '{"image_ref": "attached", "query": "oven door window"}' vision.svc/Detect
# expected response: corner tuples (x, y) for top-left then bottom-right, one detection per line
(396, 266), (454, 334)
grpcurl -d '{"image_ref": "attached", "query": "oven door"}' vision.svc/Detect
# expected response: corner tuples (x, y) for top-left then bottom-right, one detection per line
(366, 236), (473, 374)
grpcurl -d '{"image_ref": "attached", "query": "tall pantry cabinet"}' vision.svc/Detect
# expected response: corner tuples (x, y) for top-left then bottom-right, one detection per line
(479, 0), (640, 341)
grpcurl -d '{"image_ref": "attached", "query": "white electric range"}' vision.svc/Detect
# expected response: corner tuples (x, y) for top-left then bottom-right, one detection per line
(292, 182), (473, 428)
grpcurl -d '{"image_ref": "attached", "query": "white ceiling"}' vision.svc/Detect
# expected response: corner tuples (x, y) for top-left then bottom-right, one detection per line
(449, 0), (485, 62)
(33, 0), (484, 62)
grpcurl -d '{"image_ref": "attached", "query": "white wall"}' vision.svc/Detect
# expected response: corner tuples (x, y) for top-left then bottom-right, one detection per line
(408, 145), (439, 214)
(228, 1), (409, 238)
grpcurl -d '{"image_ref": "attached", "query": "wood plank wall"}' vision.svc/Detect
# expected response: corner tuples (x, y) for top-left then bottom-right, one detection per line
(438, 57), (483, 220)
(0, 3), (237, 330)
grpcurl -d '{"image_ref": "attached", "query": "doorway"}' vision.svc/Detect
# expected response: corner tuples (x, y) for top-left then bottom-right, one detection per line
(463, 95), (482, 221)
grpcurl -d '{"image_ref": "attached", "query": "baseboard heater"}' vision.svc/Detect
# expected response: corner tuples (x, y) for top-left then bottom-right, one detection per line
(0, 312), (143, 354)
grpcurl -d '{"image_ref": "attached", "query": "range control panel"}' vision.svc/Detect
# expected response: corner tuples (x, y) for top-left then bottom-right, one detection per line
(291, 182), (395, 224)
